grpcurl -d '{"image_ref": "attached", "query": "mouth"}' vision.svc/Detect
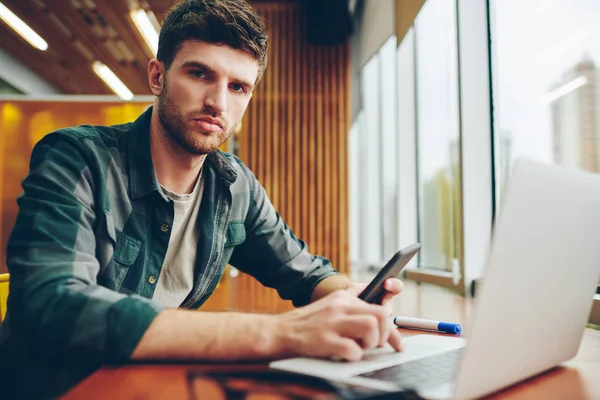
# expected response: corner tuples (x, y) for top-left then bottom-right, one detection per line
(193, 117), (223, 133)
(195, 117), (223, 128)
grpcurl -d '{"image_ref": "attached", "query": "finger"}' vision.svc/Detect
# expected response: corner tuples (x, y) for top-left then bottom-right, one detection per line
(381, 279), (403, 306)
(376, 313), (394, 347)
(344, 283), (364, 296)
(327, 337), (363, 362)
(339, 295), (390, 317)
(388, 328), (404, 352)
(336, 315), (380, 350)
(384, 278), (404, 295)
(332, 297), (391, 347)
(344, 303), (392, 347)
(380, 291), (396, 305)
(381, 302), (393, 318)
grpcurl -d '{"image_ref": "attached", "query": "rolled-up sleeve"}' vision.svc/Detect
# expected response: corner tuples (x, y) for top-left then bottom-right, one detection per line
(4, 133), (163, 366)
(229, 162), (339, 307)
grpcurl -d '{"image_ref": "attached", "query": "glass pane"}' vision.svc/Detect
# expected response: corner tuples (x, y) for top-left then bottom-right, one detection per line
(492, 0), (600, 193)
(397, 28), (418, 266)
(380, 36), (399, 261)
(492, 0), (600, 286)
(349, 114), (361, 264)
(360, 55), (382, 264)
(415, 0), (461, 271)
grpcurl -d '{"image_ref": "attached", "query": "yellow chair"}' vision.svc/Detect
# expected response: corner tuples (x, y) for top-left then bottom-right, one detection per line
(0, 273), (9, 322)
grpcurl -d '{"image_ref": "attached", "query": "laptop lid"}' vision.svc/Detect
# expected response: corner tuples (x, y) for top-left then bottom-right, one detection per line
(452, 158), (600, 400)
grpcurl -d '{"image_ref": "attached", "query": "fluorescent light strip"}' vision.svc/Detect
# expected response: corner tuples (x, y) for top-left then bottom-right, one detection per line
(130, 9), (159, 55)
(0, 1), (48, 51)
(92, 61), (134, 100)
(541, 76), (588, 104)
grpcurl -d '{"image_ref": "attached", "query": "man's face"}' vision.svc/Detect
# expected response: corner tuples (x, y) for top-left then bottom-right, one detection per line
(157, 40), (259, 155)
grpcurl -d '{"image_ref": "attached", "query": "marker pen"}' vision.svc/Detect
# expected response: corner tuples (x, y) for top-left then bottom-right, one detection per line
(392, 316), (462, 334)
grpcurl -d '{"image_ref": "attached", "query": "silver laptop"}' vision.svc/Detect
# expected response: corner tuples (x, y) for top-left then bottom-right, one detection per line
(270, 158), (600, 399)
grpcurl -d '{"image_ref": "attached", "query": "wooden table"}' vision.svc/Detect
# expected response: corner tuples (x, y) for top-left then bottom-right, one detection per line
(61, 328), (600, 399)
(62, 281), (600, 399)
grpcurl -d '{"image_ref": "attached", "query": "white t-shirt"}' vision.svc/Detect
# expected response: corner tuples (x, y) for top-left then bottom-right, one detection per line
(152, 172), (204, 308)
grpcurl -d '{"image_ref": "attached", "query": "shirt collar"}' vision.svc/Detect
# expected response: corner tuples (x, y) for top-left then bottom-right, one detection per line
(127, 106), (238, 199)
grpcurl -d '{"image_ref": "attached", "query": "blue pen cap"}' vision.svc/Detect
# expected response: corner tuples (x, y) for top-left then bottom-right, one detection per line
(438, 322), (462, 334)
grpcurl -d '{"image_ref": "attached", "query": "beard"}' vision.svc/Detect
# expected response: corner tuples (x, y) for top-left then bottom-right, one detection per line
(157, 78), (234, 155)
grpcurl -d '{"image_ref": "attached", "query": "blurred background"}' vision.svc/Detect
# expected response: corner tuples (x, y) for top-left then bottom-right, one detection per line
(0, 0), (599, 314)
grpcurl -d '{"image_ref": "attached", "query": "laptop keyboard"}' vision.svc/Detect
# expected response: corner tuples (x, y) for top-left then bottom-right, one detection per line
(358, 348), (463, 389)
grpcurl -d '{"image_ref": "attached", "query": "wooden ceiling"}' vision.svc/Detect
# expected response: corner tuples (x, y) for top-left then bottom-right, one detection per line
(0, 0), (277, 95)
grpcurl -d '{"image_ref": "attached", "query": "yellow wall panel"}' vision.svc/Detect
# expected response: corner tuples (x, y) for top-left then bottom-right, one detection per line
(0, 101), (152, 274)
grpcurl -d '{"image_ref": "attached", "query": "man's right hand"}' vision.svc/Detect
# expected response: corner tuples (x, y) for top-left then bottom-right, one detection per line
(273, 290), (404, 362)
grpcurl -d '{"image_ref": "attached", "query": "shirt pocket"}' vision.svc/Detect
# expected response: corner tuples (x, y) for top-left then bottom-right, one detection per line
(224, 220), (246, 247)
(114, 231), (141, 266)
(101, 211), (142, 290)
(111, 230), (142, 290)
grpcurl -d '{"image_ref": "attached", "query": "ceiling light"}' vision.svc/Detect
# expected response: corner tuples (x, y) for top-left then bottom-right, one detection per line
(130, 9), (159, 55)
(92, 61), (134, 100)
(0, 1), (48, 51)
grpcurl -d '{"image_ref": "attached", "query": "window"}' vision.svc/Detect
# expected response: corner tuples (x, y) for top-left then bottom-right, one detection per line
(350, 37), (398, 268)
(353, 0), (466, 286)
(490, 0), (600, 319)
(353, 0), (598, 318)
(359, 53), (382, 265)
(414, 0), (462, 272)
(397, 28), (418, 268)
(380, 38), (399, 261)
(491, 0), (600, 195)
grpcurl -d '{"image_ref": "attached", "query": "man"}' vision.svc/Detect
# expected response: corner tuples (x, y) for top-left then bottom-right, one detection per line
(0, 0), (403, 395)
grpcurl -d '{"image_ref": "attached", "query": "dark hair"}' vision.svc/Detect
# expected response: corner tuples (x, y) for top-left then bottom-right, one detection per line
(157, 0), (268, 82)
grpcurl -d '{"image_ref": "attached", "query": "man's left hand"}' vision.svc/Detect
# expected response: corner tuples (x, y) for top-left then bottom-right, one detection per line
(345, 278), (404, 316)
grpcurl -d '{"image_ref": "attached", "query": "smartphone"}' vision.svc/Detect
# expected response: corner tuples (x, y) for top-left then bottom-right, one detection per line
(358, 242), (421, 304)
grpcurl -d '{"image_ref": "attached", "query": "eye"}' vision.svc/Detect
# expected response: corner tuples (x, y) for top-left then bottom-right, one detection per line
(230, 83), (246, 93)
(190, 70), (206, 79)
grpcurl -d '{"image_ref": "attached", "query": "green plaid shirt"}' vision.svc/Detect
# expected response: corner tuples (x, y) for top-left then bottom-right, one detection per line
(0, 106), (337, 381)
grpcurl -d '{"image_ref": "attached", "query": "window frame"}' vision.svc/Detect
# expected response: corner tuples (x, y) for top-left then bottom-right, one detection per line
(401, 0), (494, 296)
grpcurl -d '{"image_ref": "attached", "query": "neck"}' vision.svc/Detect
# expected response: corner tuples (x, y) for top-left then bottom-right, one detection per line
(150, 107), (206, 194)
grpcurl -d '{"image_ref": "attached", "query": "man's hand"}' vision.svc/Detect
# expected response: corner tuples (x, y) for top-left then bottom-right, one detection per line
(275, 290), (403, 362)
(132, 278), (405, 363)
(345, 278), (404, 317)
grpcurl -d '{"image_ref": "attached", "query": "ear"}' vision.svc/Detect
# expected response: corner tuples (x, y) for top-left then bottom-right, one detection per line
(148, 59), (164, 96)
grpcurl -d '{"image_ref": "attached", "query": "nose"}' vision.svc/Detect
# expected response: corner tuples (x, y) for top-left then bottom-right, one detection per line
(204, 82), (228, 115)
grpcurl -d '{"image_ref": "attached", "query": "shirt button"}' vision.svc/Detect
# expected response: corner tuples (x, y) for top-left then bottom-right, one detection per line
(148, 275), (157, 284)
(160, 223), (170, 233)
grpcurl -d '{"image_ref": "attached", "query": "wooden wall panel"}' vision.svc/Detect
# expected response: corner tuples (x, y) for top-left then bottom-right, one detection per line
(221, 2), (351, 313)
